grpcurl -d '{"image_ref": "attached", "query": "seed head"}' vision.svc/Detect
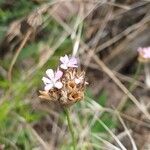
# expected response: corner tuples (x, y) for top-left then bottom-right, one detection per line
(39, 55), (87, 106)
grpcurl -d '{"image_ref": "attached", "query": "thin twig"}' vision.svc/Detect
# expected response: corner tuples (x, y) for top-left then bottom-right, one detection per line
(14, 112), (50, 150)
(93, 54), (150, 120)
(95, 15), (150, 53)
(93, 134), (121, 150)
(117, 113), (137, 150)
(8, 29), (32, 82)
(97, 119), (127, 150)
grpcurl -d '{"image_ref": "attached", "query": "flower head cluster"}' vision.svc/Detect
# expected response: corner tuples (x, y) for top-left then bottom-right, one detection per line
(137, 47), (150, 63)
(39, 55), (87, 106)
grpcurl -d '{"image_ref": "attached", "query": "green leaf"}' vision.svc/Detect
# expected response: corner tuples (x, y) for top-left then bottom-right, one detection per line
(0, 101), (14, 121)
(98, 90), (107, 107)
(85, 88), (94, 99)
(0, 79), (9, 89)
(18, 43), (38, 60)
(92, 113), (117, 133)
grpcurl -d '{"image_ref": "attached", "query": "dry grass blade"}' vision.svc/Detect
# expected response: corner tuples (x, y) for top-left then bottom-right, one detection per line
(82, 97), (126, 149)
(93, 54), (150, 120)
(72, 4), (83, 57)
(119, 112), (150, 129)
(95, 15), (150, 53)
(93, 134), (121, 150)
(96, 119), (127, 150)
(15, 113), (50, 150)
(8, 29), (32, 82)
(27, 125), (50, 150)
(0, 136), (18, 150)
(117, 113), (137, 150)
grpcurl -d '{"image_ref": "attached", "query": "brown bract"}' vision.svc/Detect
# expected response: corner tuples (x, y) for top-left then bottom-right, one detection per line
(39, 68), (87, 106)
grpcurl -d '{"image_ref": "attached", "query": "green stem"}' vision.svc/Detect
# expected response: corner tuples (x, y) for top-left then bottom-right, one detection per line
(64, 108), (76, 150)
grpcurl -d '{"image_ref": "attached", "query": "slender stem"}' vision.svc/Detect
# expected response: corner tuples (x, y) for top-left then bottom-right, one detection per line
(64, 108), (76, 150)
(144, 63), (150, 88)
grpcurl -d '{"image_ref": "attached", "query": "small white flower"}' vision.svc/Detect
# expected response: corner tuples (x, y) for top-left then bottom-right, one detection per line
(60, 55), (78, 69)
(42, 69), (63, 91)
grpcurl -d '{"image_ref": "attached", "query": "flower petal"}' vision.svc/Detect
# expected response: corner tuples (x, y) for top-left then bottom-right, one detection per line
(46, 69), (54, 80)
(69, 57), (77, 65)
(55, 70), (63, 81)
(68, 57), (78, 68)
(60, 64), (68, 69)
(44, 83), (53, 91)
(68, 64), (78, 68)
(42, 77), (51, 84)
(54, 81), (63, 89)
(60, 55), (69, 64)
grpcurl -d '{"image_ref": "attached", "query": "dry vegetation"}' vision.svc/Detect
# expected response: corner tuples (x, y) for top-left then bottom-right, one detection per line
(0, 0), (150, 150)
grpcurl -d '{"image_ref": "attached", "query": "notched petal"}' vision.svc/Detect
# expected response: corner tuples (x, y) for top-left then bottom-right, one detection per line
(42, 77), (51, 84)
(60, 64), (68, 69)
(60, 55), (69, 63)
(55, 81), (63, 89)
(55, 70), (63, 80)
(44, 83), (53, 91)
(46, 69), (54, 79)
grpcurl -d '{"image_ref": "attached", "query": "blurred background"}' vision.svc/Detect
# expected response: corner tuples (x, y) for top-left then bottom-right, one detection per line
(0, 0), (150, 150)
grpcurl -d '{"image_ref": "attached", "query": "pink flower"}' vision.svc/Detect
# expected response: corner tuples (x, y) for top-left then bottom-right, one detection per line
(137, 47), (150, 59)
(60, 55), (78, 69)
(42, 69), (63, 91)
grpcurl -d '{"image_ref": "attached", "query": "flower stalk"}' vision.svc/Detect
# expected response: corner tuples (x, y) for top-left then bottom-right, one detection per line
(137, 47), (150, 88)
(144, 63), (150, 88)
(64, 108), (76, 150)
